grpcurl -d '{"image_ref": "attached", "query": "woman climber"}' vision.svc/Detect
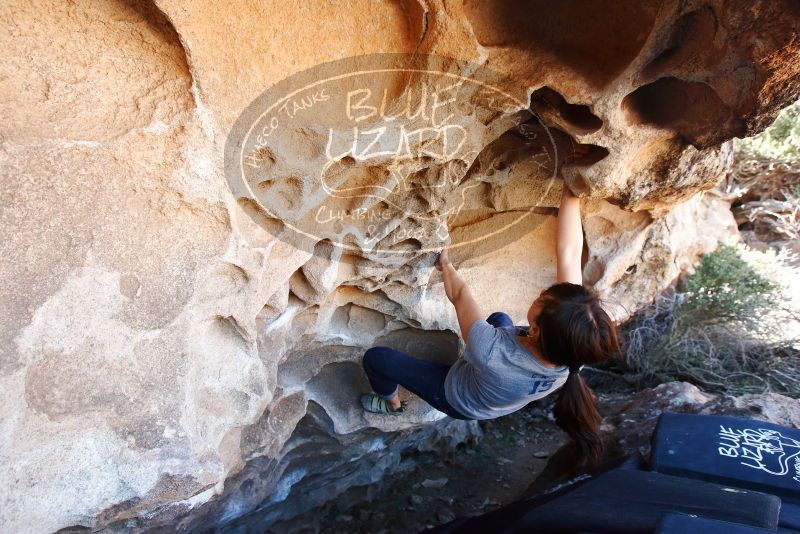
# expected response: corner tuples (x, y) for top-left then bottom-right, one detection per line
(359, 185), (620, 464)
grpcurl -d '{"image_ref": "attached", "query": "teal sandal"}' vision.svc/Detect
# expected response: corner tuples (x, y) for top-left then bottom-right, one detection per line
(360, 393), (407, 415)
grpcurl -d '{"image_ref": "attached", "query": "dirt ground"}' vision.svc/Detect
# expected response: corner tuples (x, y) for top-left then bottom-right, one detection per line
(295, 376), (634, 534)
(317, 406), (564, 533)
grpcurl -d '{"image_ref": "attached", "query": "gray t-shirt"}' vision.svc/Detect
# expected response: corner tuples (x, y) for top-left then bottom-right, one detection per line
(444, 319), (570, 420)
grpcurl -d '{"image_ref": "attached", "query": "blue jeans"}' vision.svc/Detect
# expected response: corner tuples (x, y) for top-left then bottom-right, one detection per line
(361, 312), (515, 420)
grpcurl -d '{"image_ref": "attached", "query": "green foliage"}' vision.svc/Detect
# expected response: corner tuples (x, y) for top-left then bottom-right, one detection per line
(735, 98), (800, 160)
(678, 244), (779, 328)
(621, 243), (799, 397)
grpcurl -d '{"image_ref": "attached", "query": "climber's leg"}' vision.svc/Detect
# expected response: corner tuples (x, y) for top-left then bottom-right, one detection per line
(362, 346), (405, 401)
(486, 311), (514, 328)
(361, 346), (470, 419)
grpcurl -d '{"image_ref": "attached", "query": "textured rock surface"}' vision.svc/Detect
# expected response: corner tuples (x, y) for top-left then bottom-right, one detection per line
(1, 0), (799, 532)
(602, 382), (800, 453)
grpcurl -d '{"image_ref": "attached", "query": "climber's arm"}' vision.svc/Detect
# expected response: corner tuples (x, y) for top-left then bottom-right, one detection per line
(556, 186), (584, 285)
(436, 250), (483, 343)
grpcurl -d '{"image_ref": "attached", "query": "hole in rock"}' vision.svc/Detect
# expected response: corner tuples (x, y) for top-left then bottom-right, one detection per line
(310, 238), (336, 260)
(286, 290), (305, 308)
(562, 143), (609, 168)
(527, 123), (606, 172)
(622, 77), (743, 148)
(582, 257), (605, 287)
(389, 238), (423, 252)
(258, 302), (281, 322)
(370, 221), (427, 256)
(289, 269), (318, 303)
(236, 198), (284, 236)
(253, 146), (277, 167)
(529, 86), (603, 134)
(462, 0), (659, 88)
(330, 303), (387, 335)
(212, 263), (250, 293)
(321, 161), (397, 216)
(642, 7), (717, 79)
(210, 315), (251, 346)
(469, 117), (559, 181)
(255, 176), (304, 212)
(373, 328), (460, 365)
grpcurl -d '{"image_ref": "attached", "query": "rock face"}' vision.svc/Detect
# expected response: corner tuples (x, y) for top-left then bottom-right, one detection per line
(601, 382), (800, 456)
(1, 1), (798, 532)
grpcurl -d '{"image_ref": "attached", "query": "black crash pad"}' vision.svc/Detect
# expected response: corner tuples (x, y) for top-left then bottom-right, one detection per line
(426, 468), (781, 534)
(781, 502), (800, 531)
(651, 413), (800, 504)
(423, 452), (645, 534)
(656, 512), (784, 533)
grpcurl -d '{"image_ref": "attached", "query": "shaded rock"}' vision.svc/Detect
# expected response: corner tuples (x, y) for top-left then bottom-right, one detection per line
(437, 508), (456, 523)
(602, 382), (800, 457)
(422, 478), (449, 489)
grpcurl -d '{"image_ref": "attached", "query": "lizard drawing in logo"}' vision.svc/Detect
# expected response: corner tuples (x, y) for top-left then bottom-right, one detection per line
(718, 426), (800, 482)
(318, 122), (481, 243)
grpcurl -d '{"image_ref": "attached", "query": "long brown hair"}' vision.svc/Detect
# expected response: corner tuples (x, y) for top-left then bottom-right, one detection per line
(533, 282), (620, 466)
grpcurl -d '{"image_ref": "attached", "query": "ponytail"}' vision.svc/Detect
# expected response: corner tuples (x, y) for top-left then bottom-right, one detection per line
(552, 370), (603, 467)
(534, 282), (620, 468)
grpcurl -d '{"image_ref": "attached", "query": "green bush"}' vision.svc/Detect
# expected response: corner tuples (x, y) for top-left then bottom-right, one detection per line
(620, 242), (799, 397)
(678, 243), (780, 328)
(735, 97), (800, 160)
